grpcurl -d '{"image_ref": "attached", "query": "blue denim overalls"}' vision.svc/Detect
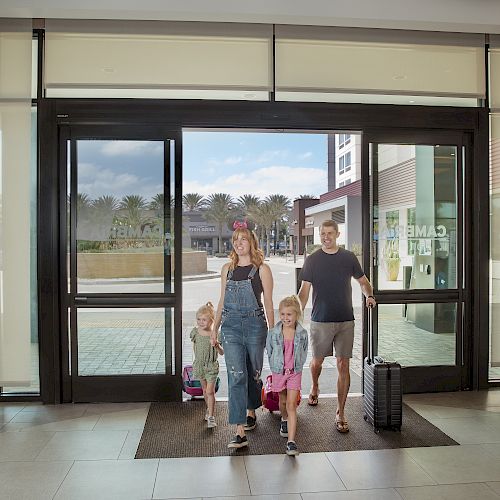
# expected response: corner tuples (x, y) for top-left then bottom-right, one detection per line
(221, 265), (267, 425)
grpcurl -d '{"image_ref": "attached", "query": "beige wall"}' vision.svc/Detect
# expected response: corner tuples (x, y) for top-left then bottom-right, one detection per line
(77, 251), (207, 279)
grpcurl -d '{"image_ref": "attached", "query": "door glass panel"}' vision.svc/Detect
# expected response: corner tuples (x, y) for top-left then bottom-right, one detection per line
(77, 307), (169, 376)
(377, 303), (457, 366)
(75, 139), (172, 293)
(373, 144), (457, 290)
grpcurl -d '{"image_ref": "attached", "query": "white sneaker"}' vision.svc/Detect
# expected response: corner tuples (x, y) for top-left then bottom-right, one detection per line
(207, 416), (217, 428)
(204, 412), (209, 421)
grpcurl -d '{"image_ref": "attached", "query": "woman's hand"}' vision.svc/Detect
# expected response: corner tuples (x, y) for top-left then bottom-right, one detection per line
(210, 330), (218, 346)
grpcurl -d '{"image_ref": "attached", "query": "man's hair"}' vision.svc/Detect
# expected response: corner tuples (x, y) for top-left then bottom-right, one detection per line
(320, 219), (339, 232)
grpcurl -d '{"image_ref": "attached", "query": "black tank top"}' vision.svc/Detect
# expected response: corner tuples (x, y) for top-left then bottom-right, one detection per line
(229, 264), (263, 307)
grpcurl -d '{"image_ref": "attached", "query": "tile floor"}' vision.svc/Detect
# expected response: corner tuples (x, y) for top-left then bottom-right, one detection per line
(1, 390), (500, 499)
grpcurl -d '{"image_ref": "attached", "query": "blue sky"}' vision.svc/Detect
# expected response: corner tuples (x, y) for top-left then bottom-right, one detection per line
(77, 131), (328, 202)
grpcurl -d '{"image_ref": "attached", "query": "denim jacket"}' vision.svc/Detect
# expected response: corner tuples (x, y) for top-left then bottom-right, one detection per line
(266, 321), (309, 374)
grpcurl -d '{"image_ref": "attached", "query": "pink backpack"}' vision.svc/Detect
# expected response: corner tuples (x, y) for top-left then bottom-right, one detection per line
(261, 374), (301, 412)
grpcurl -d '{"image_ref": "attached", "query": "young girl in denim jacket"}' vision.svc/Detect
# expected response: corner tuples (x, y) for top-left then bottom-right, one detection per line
(266, 295), (308, 456)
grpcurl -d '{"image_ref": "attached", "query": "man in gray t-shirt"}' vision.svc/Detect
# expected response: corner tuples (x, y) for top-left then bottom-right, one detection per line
(298, 220), (376, 433)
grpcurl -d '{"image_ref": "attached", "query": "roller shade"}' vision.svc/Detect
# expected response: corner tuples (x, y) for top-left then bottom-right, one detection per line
(489, 38), (500, 110)
(0, 19), (32, 386)
(276, 25), (485, 102)
(45, 20), (272, 98)
(0, 19), (32, 99)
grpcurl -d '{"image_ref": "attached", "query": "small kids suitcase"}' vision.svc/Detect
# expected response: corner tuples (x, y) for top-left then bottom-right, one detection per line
(182, 364), (220, 398)
(363, 307), (403, 432)
(261, 374), (301, 412)
(261, 374), (280, 412)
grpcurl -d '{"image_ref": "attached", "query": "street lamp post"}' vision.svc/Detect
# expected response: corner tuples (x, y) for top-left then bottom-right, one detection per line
(292, 219), (298, 264)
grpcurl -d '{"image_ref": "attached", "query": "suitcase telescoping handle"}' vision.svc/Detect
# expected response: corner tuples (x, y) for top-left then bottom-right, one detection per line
(367, 301), (375, 364)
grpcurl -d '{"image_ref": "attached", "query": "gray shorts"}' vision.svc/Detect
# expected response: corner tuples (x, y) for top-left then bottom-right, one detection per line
(310, 320), (355, 359)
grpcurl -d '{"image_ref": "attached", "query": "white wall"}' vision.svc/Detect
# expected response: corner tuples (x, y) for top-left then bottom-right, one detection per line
(1, 0), (500, 34)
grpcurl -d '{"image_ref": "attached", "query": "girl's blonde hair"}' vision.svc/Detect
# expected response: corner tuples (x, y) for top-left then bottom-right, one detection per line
(228, 228), (264, 270)
(279, 295), (303, 322)
(196, 301), (215, 326)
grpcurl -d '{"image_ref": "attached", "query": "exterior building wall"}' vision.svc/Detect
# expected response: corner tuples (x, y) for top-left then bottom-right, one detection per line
(293, 197), (320, 254)
(335, 134), (361, 188)
(327, 133), (336, 191)
(182, 210), (232, 254)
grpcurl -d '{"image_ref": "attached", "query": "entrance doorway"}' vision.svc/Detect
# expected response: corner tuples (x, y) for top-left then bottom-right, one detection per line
(40, 100), (482, 403)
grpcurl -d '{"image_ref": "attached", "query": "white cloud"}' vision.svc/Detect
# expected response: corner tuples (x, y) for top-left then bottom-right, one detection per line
(208, 155), (243, 167)
(183, 165), (326, 200)
(77, 162), (162, 201)
(255, 150), (289, 164)
(100, 141), (163, 157)
(299, 152), (313, 160)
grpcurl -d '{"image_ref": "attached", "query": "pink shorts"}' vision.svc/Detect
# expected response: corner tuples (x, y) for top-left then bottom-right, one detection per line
(271, 371), (302, 392)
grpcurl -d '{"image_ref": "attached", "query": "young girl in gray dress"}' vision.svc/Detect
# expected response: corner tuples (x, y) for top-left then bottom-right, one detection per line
(190, 302), (224, 428)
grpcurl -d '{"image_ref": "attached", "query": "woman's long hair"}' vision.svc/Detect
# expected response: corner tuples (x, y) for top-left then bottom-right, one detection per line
(228, 228), (264, 270)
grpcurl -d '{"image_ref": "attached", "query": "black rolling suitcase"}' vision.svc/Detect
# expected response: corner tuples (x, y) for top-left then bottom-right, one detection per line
(363, 307), (403, 432)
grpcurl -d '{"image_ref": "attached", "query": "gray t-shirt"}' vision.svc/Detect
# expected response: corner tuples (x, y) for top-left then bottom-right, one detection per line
(300, 247), (364, 322)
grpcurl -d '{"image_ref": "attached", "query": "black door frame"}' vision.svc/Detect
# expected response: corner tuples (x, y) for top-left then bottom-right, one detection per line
(362, 129), (472, 392)
(57, 125), (182, 402)
(38, 99), (490, 403)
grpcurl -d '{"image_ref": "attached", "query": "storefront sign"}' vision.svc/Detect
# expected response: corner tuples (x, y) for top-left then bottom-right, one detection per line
(378, 224), (448, 240)
(189, 226), (216, 232)
(111, 224), (162, 238)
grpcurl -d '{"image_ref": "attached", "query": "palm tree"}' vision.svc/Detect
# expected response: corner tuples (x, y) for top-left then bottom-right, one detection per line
(75, 193), (94, 249)
(76, 193), (92, 214)
(265, 194), (292, 254)
(91, 195), (120, 248)
(296, 194), (318, 200)
(183, 193), (205, 212)
(149, 193), (166, 225)
(236, 194), (260, 228)
(92, 195), (119, 213)
(119, 194), (148, 230)
(248, 200), (275, 257)
(205, 193), (234, 253)
(148, 193), (178, 245)
(149, 193), (164, 213)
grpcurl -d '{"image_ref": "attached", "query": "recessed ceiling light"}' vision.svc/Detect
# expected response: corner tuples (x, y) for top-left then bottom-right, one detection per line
(392, 75), (407, 80)
(409, 100), (415, 103)
(102, 67), (115, 73)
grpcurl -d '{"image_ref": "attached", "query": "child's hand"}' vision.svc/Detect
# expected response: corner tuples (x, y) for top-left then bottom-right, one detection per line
(215, 341), (224, 356)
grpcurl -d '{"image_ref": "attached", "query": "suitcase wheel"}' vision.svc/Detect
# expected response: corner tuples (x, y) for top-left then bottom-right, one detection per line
(363, 414), (368, 421)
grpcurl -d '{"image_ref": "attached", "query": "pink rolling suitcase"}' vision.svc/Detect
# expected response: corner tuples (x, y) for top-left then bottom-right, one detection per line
(261, 374), (301, 412)
(182, 365), (220, 397)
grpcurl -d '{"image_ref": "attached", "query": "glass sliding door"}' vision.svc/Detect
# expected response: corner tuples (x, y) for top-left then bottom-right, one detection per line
(60, 126), (181, 402)
(364, 131), (470, 392)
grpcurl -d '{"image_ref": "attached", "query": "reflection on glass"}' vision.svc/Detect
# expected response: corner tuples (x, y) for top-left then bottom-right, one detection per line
(489, 116), (500, 381)
(75, 140), (170, 293)
(377, 303), (456, 366)
(373, 144), (457, 290)
(77, 308), (167, 376)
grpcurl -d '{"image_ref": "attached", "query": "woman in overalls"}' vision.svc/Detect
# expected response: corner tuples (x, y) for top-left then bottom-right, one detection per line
(213, 225), (274, 449)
